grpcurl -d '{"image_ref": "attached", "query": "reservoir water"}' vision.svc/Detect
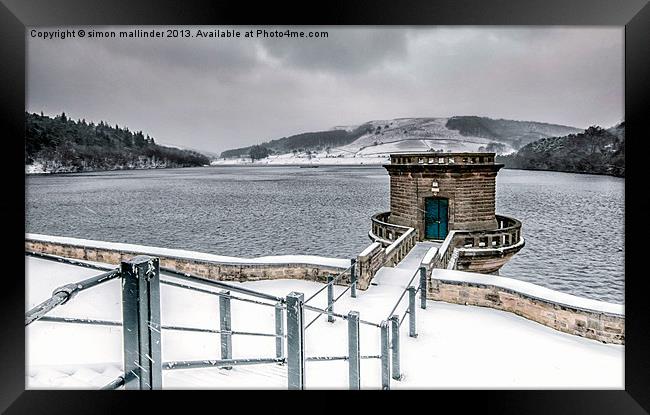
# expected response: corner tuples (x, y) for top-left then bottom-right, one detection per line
(26, 166), (624, 304)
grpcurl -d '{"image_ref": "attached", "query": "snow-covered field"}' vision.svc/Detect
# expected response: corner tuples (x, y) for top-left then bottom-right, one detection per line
(211, 152), (391, 166)
(212, 118), (520, 166)
(26, 256), (624, 389)
(334, 118), (507, 156)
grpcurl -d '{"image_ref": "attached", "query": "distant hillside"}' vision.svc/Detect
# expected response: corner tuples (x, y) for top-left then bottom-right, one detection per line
(25, 112), (210, 173)
(497, 123), (625, 177)
(220, 124), (373, 158)
(445, 116), (582, 149)
(218, 116), (584, 163)
(157, 142), (222, 160)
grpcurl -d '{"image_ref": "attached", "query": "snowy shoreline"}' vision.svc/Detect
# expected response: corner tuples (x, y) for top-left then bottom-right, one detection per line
(25, 163), (212, 175)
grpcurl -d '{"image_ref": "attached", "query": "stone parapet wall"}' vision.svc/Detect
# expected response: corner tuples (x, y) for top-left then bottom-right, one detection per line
(426, 215), (524, 274)
(356, 228), (417, 289)
(356, 242), (385, 290)
(370, 212), (412, 247)
(427, 272), (624, 345)
(384, 228), (417, 266)
(25, 238), (348, 284)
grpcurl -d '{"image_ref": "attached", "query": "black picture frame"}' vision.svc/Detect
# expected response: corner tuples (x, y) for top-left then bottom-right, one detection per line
(2, 0), (648, 413)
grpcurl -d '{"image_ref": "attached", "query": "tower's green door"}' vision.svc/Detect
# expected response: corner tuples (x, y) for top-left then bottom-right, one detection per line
(425, 197), (448, 240)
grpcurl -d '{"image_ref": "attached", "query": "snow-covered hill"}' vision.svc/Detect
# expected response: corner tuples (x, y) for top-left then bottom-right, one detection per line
(214, 117), (582, 166)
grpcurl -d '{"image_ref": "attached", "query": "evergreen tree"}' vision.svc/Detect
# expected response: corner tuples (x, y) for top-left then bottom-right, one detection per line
(25, 112), (210, 172)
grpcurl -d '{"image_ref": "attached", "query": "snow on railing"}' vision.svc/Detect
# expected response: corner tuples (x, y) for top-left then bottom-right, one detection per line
(379, 265), (428, 386)
(25, 265), (120, 326)
(26, 251), (291, 390)
(303, 261), (358, 328)
(27, 250), (419, 390)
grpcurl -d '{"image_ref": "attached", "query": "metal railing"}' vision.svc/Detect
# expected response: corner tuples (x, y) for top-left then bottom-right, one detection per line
(379, 266), (428, 387)
(26, 252), (290, 390)
(303, 260), (357, 329)
(26, 251), (428, 390)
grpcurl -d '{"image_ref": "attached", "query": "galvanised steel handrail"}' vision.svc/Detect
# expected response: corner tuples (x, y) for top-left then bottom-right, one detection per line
(101, 375), (126, 390)
(26, 250), (286, 305)
(36, 315), (286, 338)
(25, 264), (285, 328)
(379, 266), (428, 387)
(25, 252), (291, 390)
(303, 261), (354, 304)
(306, 355), (381, 362)
(303, 263), (362, 329)
(304, 292), (348, 329)
(160, 266), (285, 303)
(38, 316), (121, 327)
(162, 357), (285, 370)
(334, 286), (352, 303)
(303, 303), (381, 329)
(25, 268), (121, 326)
(399, 310), (408, 327)
(26, 251), (425, 390)
(159, 279), (284, 309)
(386, 268), (420, 321)
(26, 250), (116, 272)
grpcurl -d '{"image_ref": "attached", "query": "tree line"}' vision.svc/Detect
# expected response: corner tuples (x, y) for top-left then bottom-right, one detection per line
(220, 124), (374, 159)
(497, 124), (625, 177)
(25, 112), (210, 172)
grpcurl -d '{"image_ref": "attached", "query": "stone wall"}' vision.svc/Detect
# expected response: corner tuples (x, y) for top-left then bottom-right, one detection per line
(25, 233), (419, 293)
(356, 228), (417, 289)
(427, 277), (624, 345)
(356, 242), (385, 290)
(25, 238), (348, 284)
(385, 164), (502, 239)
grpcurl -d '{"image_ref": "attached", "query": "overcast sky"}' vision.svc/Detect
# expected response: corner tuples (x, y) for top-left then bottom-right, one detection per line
(27, 26), (623, 154)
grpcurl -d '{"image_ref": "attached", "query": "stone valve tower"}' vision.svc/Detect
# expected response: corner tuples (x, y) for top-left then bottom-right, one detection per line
(369, 152), (524, 274)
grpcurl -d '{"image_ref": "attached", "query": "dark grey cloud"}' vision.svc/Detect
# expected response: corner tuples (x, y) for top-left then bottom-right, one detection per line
(259, 28), (410, 74)
(26, 26), (623, 154)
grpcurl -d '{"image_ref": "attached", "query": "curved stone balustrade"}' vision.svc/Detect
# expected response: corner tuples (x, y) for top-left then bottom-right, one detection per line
(433, 214), (524, 273)
(384, 227), (417, 266)
(457, 215), (522, 249)
(358, 217), (418, 290)
(369, 211), (412, 246)
(368, 211), (523, 276)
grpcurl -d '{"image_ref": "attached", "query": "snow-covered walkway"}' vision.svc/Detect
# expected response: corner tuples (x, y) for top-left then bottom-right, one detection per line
(395, 241), (438, 270)
(342, 241), (439, 323)
(25, 254), (623, 389)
